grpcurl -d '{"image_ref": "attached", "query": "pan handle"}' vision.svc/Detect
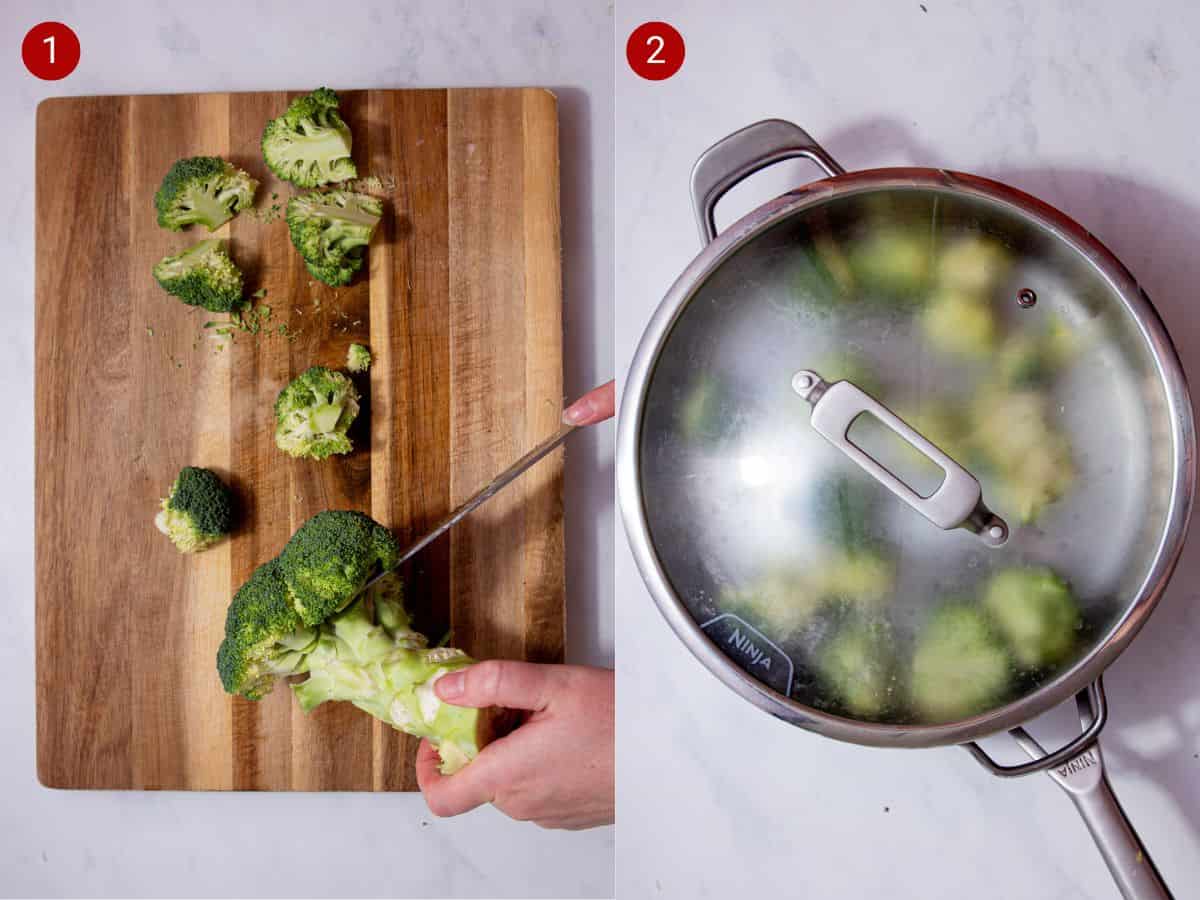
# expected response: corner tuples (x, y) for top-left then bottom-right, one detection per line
(967, 679), (1172, 899)
(690, 119), (845, 246)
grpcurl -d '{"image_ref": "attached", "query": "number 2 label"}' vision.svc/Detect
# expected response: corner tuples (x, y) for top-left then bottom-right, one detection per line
(626, 22), (685, 81)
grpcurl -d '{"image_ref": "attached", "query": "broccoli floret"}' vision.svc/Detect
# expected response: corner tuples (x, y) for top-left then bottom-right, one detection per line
(277, 510), (401, 626)
(217, 560), (317, 698)
(155, 466), (234, 553)
(678, 374), (736, 445)
(969, 384), (1075, 523)
(152, 238), (245, 312)
(846, 227), (931, 302)
(286, 190), (382, 286)
(982, 567), (1080, 669)
(347, 343), (372, 373)
(935, 235), (1013, 295)
(910, 603), (1011, 722)
(921, 287), (997, 358)
(996, 316), (1078, 388)
(815, 618), (896, 718)
(217, 515), (502, 774)
(262, 88), (357, 188)
(154, 156), (258, 232)
(274, 366), (361, 459)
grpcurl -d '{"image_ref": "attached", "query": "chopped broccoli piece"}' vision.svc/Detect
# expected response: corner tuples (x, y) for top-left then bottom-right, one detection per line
(276, 510), (400, 626)
(846, 227), (931, 302)
(996, 316), (1078, 388)
(154, 156), (258, 232)
(935, 235), (1013, 295)
(813, 349), (884, 398)
(347, 343), (372, 373)
(262, 88), (357, 188)
(155, 466), (234, 553)
(982, 567), (1080, 669)
(286, 190), (382, 286)
(678, 374), (736, 444)
(910, 603), (1011, 722)
(274, 365), (361, 459)
(812, 475), (882, 553)
(969, 384), (1075, 523)
(921, 288), (997, 358)
(216, 515), (502, 773)
(217, 560), (317, 699)
(152, 238), (244, 312)
(815, 618), (896, 718)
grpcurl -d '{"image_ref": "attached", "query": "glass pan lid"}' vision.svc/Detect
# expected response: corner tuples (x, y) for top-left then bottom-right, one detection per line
(638, 186), (1174, 727)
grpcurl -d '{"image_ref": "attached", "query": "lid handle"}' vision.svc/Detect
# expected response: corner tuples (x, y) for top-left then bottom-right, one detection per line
(690, 119), (845, 247)
(793, 370), (1009, 546)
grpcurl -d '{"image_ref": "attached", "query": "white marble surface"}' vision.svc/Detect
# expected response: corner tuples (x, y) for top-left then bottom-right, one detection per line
(0, 1), (613, 897)
(616, 1), (1200, 898)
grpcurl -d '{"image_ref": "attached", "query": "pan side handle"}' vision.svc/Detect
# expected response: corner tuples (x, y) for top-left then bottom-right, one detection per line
(966, 679), (1172, 900)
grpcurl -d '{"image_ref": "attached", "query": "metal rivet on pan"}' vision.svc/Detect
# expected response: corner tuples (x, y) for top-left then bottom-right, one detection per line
(1017, 288), (1038, 308)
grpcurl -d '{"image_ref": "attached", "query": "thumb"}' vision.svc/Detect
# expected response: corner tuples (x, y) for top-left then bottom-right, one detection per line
(434, 660), (558, 711)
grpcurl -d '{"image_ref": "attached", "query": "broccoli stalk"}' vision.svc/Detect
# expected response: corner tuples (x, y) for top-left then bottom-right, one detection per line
(217, 511), (504, 773)
(286, 190), (382, 287)
(262, 88), (357, 188)
(347, 343), (372, 373)
(274, 366), (361, 459)
(155, 466), (234, 553)
(154, 156), (258, 232)
(153, 238), (245, 312)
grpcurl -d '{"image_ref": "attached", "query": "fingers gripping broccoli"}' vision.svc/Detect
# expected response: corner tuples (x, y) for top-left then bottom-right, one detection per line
(274, 366), (361, 459)
(152, 238), (245, 312)
(346, 343), (372, 373)
(155, 466), (234, 553)
(154, 156), (258, 232)
(286, 190), (382, 287)
(216, 512), (502, 773)
(262, 88), (357, 188)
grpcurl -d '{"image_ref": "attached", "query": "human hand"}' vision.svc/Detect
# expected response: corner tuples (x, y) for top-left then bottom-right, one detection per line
(563, 380), (615, 426)
(416, 661), (615, 829)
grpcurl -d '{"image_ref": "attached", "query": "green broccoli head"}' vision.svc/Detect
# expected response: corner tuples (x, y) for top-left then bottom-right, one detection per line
(262, 88), (357, 188)
(910, 603), (1011, 723)
(277, 510), (401, 626)
(155, 466), (234, 553)
(846, 227), (932, 303)
(154, 156), (258, 232)
(347, 343), (372, 373)
(152, 238), (245, 312)
(815, 618), (896, 718)
(274, 366), (361, 459)
(286, 190), (382, 286)
(216, 560), (318, 699)
(982, 567), (1080, 669)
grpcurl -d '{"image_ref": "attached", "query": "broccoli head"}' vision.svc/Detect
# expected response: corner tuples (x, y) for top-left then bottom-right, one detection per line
(155, 466), (234, 553)
(262, 88), (357, 188)
(846, 227), (932, 303)
(347, 343), (372, 373)
(152, 238), (245, 312)
(274, 366), (361, 459)
(154, 156), (258, 232)
(982, 567), (1080, 669)
(910, 603), (1011, 722)
(815, 618), (896, 719)
(286, 190), (382, 286)
(277, 510), (401, 625)
(216, 512), (504, 774)
(217, 560), (317, 698)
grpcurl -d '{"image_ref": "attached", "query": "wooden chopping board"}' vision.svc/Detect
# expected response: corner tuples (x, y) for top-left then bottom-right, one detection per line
(35, 89), (565, 791)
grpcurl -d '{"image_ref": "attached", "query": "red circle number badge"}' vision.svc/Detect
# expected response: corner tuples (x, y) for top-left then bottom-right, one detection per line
(626, 22), (684, 81)
(22, 22), (81, 81)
